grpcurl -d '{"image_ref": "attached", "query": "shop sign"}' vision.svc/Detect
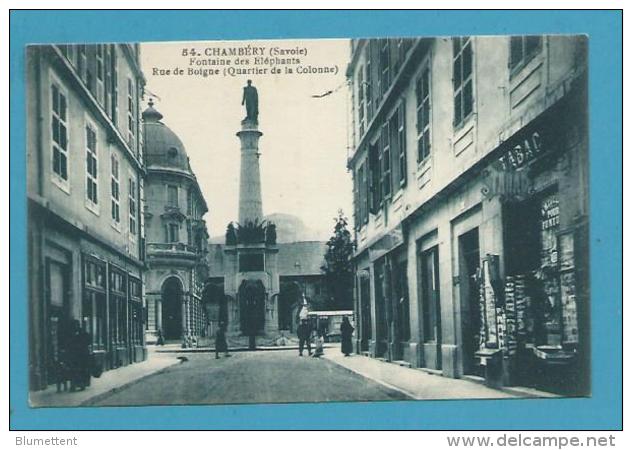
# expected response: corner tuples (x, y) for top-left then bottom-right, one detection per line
(482, 121), (555, 201)
(540, 195), (560, 268)
(481, 166), (533, 201)
(541, 197), (560, 230)
(497, 131), (544, 171)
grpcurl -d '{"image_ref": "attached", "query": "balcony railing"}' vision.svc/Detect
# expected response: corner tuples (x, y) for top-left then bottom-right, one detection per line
(146, 242), (198, 255)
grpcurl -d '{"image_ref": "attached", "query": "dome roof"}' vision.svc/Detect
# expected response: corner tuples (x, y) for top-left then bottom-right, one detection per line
(142, 100), (192, 173)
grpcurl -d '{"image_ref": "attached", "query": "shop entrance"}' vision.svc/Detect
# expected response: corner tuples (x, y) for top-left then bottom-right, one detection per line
(373, 259), (388, 357)
(421, 246), (441, 369)
(45, 259), (70, 385)
(458, 228), (482, 376)
(503, 198), (540, 275)
(359, 275), (372, 353)
(162, 277), (183, 341)
(392, 258), (409, 362)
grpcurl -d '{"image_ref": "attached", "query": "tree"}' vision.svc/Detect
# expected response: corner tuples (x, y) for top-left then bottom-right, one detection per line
(320, 210), (356, 310)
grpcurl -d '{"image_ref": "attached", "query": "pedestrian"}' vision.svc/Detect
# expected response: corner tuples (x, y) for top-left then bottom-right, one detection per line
(297, 319), (312, 356)
(67, 319), (92, 391)
(340, 316), (354, 357)
(215, 322), (231, 359)
(156, 328), (165, 346)
(312, 331), (324, 358)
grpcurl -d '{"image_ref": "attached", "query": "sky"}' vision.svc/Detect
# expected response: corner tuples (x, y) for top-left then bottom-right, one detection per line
(140, 39), (353, 241)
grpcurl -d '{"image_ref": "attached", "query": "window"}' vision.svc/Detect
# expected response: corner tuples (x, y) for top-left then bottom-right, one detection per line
(453, 37), (474, 127)
(83, 257), (106, 349)
(167, 223), (180, 243)
(379, 39), (390, 98)
(60, 44), (76, 66)
(389, 113), (399, 190)
(357, 65), (365, 137)
(369, 142), (381, 214)
(187, 190), (193, 215)
(396, 38), (412, 71)
(353, 168), (360, 230)
(366, 45), (373, 123)
(167, 185), (178, 207)
(111, 154), (120, 225)
(380, 124), (391, 200)
(109, 269), (127, 345)
(127, 78), (136, 152)
(128, 177), (137, 236)
(396, 102), (407, 186)
(51, 82), (69, 183)
(416, 66), (431, 162)
(77, 44), (87, 82)
(359, 161), (369, 224)
(129, 278), (143, 346)
(109, 45), (118, 125)
(85, 124), (98, 206)
(509, 36), (542, 72)
(355, 161), (368, 228)
(95, 44), (105, 105)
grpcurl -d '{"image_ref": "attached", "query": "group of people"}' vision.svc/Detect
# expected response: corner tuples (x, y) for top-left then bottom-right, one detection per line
(210, 316), (355, 359)
(296, 316), (354, 358)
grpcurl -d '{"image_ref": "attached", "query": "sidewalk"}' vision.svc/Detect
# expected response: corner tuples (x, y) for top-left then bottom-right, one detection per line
(29, 349), (181, 408)
(324, 347), (557, 400)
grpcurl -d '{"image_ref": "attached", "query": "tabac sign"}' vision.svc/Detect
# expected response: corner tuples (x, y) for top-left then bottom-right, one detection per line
(482, 118), (558, 201)
(497, 130), (544, 171)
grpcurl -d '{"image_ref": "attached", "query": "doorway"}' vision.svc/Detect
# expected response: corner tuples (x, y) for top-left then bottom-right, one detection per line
(459, 228), (483, 376)
(421, 246), (442, 369)
(359, 275), (372, 353)
(278, 282), (301, 332)
(373, 259), (388, 357)
(392, 257), (409, 361)
(162, 277), (183, 341)
(239, 279), (266, 335)
(45, 259), (70, 385)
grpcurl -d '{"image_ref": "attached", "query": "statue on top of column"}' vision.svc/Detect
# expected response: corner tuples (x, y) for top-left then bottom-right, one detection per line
(241, 79), (259, 123)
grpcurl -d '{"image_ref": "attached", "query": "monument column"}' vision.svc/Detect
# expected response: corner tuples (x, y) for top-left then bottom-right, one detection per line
(237, 119), (263, 224)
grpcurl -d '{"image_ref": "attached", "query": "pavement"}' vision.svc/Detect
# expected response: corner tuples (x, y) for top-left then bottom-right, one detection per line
(92, 349), (409, 406)
(323, 347), (557, 400)
(29, 348), (181, 408)
(30, 344), (555, 407)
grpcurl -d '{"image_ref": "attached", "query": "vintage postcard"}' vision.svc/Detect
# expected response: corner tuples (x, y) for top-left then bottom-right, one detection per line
(25, 34), (589, 409)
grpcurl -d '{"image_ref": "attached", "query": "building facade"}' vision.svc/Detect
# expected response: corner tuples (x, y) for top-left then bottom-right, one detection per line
(27, 44), (147, 391)
(142, 102), (210, 345)
(348, 36), (589, 395)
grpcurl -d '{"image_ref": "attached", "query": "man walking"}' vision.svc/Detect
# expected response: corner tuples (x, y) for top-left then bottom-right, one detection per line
(297, 319), (312, 357)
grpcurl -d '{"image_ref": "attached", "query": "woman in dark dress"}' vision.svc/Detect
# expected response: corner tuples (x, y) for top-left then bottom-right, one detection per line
(340, 316), (354, 357)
